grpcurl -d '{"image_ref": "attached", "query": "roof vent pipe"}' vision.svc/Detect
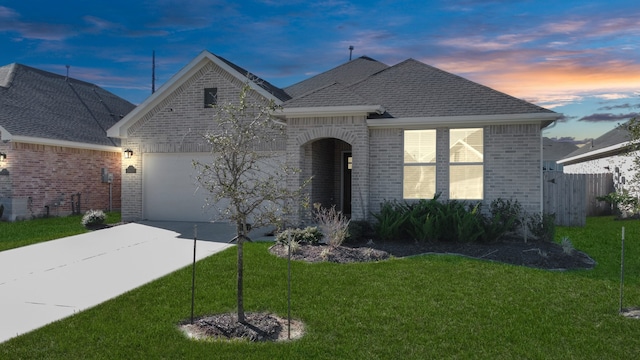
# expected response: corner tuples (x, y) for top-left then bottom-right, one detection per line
(349, 46), (354, 61)
(65, 65), (70, 82)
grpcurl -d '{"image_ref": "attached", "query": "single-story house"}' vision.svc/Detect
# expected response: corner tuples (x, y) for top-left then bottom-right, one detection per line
(107, 50), (561, 223)
(558, 125), (634, 193)
(0, 63), (135, 220)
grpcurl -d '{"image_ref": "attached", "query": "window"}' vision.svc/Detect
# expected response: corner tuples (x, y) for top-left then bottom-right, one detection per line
(204, 88), (217, 108)
(450, 128), (483, 199)
(403, 130), (436, 199)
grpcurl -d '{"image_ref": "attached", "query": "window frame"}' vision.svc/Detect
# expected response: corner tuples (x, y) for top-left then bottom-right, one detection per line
(204, 87), (217, 108)
(403, 129), (437, 200)
(449, 128), (484, 200)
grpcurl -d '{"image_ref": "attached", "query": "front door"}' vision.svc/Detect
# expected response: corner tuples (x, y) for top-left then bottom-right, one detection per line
(342, 152), (352, 216)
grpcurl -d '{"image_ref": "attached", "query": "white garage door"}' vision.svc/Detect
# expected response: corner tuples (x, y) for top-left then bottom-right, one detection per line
(143, 153), (229, 222)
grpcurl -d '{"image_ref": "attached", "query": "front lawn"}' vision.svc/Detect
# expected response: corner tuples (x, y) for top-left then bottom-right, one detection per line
(0, 212), (121, 252)
(2, 216), (640, 358)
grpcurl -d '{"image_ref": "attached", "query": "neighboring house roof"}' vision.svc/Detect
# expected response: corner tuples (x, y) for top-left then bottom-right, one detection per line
(558, 125), (630, 165)
(542, 137), (579, 162)
(0, 63), (135, 149)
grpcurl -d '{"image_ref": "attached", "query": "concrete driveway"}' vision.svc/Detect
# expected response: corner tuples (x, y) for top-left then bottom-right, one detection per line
(0, 221), (243, 344)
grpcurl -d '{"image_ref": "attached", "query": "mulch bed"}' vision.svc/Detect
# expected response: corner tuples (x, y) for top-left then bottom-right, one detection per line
(269, 238), (597, 271)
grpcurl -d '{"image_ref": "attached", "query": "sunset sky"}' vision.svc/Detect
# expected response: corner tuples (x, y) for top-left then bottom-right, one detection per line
(1, 0), (638, 142)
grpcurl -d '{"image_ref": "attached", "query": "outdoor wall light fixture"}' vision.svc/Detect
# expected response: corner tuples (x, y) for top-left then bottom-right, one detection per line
(0, 152), (6, 161)
(124, 149), (134, 159)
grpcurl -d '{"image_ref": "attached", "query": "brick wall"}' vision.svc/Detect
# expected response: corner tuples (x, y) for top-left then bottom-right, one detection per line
(0, 142), (121, 220)
(120, 61), (284, 221)
(368, 123), (543, 216)
(484, 124), (542, 214)
(286, 116), (369, 221)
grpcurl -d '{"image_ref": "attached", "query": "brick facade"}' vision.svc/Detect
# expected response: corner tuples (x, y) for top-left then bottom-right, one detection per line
(0, 142), (121, 220)
(120, 61), (283, 221)
(114, 56), (546, 224)
(368, 123), (543, 217)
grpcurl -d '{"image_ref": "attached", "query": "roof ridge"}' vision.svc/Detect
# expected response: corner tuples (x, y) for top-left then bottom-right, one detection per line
(0, 63), (17, 88)
(402, 59), (553, 113)
(284, 81), (377, 107)
(285, 56), (388, 90)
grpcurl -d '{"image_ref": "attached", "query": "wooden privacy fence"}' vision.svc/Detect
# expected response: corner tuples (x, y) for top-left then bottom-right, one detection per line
(543, 172), (614, 227)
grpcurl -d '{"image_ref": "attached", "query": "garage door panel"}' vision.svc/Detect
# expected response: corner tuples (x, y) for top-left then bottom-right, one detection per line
(143, 153), (228, 222)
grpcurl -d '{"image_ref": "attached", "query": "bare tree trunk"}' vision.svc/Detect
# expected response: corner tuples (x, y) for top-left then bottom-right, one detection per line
(237, 222), (246, 324)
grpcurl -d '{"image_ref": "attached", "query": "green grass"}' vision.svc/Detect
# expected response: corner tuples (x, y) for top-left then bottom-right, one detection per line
(0, 212), (121, 252)
(2, 216), (640, 358)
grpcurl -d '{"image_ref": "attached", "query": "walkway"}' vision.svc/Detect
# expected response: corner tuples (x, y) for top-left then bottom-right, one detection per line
(0, 222), (236, 343)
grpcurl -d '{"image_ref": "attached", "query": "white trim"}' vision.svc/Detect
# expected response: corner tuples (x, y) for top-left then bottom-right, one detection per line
(107, 50), (283, 139)
(540, 135), (544, 213)
(279, 105), (386, 118)
(557, 141), (629, 165)
(4, 134), (121, 152)
(367, 112), (560, 128)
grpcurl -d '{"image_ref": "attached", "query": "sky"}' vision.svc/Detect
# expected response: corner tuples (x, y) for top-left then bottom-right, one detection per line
(1, 0), (639, 143)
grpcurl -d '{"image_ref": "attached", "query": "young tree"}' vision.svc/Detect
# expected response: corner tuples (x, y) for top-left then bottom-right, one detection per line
(193, 83), (308, 323)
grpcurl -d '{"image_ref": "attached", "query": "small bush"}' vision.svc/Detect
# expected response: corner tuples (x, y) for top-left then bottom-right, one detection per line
(314, 203), (350, 247)
(597, 190), (640, 218)
(560, 236), (574, 255)
(527, 212), (556, 242)
(372, 200), (409, 241)
(347, 220), (374, 243)
(81, 209), (106, 228)
(275, 226), (322, 245)
(482, 198), (522, 242)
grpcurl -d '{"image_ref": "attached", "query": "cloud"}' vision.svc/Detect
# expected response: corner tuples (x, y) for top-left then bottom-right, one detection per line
(579, 112), (639, 122)
(0, 6), (19, 18)
(598, 103), (640, 111)
(0, 6), (74, 41)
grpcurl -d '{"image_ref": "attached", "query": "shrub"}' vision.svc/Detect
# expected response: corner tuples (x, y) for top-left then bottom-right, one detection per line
(597, 190), (640, 218)
(313, 203), (350, 247)
(482, 198), (522, 242)
(81, 209), (106, 228)
(560, 236), (574, 255)
(372, 200), (408, 241)
(527, 212), (556, 242)
(371, 197), (526, 243)
(275, 226), (322, 245)
(347, 220), (374, 243)
(405, 197), (442, 242)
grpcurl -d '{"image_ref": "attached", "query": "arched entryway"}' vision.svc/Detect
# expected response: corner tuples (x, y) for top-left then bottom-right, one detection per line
(306, 138), (352, 217)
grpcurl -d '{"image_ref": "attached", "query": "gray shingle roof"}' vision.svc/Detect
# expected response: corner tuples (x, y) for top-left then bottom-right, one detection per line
(0, 63), (135, 147)
(543, 137), (579, 161)
(216, 55), (291, 102)
(283, 57), (555, 118)
(561, 124), (630, 161)
(283, 82), (378, 108)
(284, 56), (389, 98)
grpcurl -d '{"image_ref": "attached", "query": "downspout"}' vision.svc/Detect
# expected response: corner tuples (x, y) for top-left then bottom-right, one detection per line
(540, 131), (544, 214)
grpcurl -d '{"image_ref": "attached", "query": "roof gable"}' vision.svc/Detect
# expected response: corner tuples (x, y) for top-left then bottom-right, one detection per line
(108, 50), (285, 138)
(0, 63), (135, 148)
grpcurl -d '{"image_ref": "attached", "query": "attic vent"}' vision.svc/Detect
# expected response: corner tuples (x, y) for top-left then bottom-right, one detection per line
(204, 88), (217, 108)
